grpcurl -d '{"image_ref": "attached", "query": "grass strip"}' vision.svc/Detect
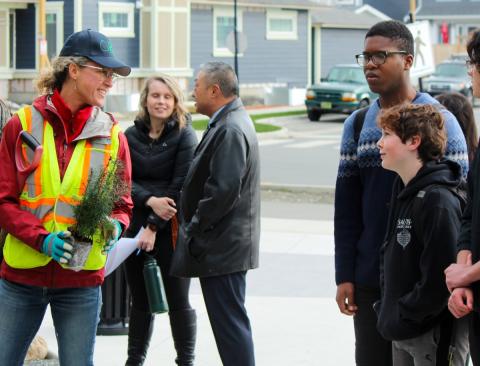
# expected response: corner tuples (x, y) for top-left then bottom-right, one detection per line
(192, 109), (306, 132)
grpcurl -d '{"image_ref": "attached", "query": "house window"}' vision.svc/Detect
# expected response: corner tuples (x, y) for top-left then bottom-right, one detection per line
(46, 2), (64, 61)
(99, 2), (135, 38)
(266, 10), (297, 40)
(213, 7), (243, 57)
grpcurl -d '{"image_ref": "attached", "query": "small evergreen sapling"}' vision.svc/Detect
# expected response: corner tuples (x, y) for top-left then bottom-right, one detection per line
(70, 159), (128, 242)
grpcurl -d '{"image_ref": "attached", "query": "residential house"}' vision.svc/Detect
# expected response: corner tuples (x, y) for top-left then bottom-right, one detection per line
(310, 5), (387, 83)
(189, 0), (321, 104)
(416, 0), (480, 63)
(2, 0), (367, 109)
(1, 0), (201, 109)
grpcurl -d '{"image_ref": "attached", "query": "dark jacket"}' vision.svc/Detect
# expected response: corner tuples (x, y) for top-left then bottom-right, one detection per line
(376, 160), (463, 341)
(458, 140), (480, 310)
(124, 117), (197, 235)
(170, 98), (260, 278)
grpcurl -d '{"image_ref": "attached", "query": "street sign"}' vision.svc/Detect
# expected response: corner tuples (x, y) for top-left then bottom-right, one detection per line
(406, 21), (435, 79)
(226, 31), (248, 54)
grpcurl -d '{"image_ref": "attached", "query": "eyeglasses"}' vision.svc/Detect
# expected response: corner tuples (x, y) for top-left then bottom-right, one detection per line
(81, 64), (119, 80)
(355, 51), (408, 67)
(466, 59), (479, 72)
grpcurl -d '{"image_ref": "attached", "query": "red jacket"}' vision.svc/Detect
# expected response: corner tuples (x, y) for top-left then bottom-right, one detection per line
(0, 94), (133, 288)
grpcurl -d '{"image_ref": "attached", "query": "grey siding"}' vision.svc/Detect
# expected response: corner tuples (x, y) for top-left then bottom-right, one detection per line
(320, 28), (366, 77)
(363, 0), (408, 20)
(15, 4), (36, 69)
(418, 0), (480, 17)
(82, 0), (139, 67)
(191, 8), (308, 87)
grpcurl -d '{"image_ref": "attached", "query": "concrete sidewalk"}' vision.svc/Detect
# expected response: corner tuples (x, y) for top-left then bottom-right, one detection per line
(36, 215), (355, 365)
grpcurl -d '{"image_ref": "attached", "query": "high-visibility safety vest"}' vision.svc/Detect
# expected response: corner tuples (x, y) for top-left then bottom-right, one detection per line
(3, 105), (121, 270)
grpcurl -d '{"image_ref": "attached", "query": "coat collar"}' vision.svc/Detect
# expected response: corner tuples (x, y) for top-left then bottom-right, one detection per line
(209, 97), (243, 127)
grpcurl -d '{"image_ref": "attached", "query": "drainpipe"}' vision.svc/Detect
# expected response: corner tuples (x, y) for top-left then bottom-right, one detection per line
(38, 0), (49, 70)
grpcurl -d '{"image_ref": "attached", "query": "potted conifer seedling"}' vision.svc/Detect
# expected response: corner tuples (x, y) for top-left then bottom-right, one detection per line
(67, 159), (128, 271)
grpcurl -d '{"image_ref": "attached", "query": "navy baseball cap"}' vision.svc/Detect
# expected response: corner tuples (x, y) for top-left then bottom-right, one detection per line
(60, 29), (131, 77)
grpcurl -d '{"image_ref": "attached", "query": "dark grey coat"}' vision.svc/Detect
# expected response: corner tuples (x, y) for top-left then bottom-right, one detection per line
(170, 98), (260, 278)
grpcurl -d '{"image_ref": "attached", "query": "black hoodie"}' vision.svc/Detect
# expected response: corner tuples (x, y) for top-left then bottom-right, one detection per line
(376, 160), (463, 341)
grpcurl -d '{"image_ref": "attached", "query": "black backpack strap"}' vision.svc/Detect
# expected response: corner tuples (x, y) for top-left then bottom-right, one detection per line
(353, 107), (369, 144)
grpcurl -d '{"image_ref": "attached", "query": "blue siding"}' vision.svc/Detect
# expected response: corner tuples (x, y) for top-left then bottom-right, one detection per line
(191, 8), (308, 87)
(16, 4), (36, 69)
(62, 0), (74, 40)
(82, 0), (139, 67)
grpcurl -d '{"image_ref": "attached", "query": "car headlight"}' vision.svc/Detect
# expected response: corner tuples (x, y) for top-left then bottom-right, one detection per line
(341, 92), (357, 102)
(306, 90), (316, 100)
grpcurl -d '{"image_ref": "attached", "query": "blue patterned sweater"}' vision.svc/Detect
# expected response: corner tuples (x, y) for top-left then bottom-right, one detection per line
(334, 92), (469, 288)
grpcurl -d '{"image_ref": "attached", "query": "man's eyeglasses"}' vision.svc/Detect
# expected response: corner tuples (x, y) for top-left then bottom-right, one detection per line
(466, 59), (479, 72)
(355, 51), (408, 67)
(81, 64), (119, 80)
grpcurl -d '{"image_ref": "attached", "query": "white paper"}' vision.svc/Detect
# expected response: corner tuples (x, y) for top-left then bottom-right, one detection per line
(104, 228), (144, 276)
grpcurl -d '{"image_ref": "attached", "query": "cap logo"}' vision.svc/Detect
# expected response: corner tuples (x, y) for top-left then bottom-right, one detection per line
(100, 39), (113, 54)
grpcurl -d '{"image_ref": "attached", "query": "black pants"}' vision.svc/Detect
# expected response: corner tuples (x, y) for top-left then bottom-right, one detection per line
(124, 226), (192, 313)
(200, 271), (255, 366)
(353, 285), (392, 366)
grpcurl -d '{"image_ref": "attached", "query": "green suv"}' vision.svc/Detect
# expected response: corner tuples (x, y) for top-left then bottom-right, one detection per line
(305, 64), (376, 121)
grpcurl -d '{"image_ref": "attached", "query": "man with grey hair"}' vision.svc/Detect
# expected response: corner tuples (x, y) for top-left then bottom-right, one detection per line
(171, 61), (260, 366)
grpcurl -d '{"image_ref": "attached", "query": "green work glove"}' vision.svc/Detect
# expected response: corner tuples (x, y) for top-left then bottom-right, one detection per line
(102, 218), (122, 254)
(41, 231), (73, 264)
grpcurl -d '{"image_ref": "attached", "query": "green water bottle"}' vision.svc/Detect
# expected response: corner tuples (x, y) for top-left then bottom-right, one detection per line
(143, 254), (169, 314)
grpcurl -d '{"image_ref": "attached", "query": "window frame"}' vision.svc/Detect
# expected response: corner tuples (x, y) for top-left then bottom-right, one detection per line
(45, 1), (64, 62)
(99, 1), (135, 38)
(213, 6), (243, 57)
(266, 9), (297, 41)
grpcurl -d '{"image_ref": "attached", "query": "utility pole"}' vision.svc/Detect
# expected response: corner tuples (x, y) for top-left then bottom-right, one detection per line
(233, 0), (239, 83)
(38, 0), (49, 70)
(409, 0), (416, 23)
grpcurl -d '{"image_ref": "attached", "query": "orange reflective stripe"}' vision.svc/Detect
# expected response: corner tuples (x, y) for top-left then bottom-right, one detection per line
(24, 106), (32, 133)
(57, 195), (81, 206)
(33, 120), (47, 196)
(19, 197), (56, 208)
(43, 212), (76, 225)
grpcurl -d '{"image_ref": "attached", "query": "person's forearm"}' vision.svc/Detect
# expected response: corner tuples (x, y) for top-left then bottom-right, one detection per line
(464, 261), (480, 284)
(457, 250), (472, 264)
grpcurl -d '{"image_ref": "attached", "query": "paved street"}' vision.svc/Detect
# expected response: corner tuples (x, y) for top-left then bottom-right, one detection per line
(261, 106), (480, 187)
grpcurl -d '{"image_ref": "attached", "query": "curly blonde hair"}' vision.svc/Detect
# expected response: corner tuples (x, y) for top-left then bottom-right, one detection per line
(136, 75), (188, 129)
(35, 56), (89, 95)
(378, 103), (446, 163)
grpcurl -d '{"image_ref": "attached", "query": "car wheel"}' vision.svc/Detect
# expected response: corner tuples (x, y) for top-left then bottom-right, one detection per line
(307, 110), (321, 122)
(358, 99), (370, 109)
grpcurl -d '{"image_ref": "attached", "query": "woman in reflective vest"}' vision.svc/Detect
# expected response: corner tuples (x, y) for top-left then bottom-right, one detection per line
(0, 30), (133, 366)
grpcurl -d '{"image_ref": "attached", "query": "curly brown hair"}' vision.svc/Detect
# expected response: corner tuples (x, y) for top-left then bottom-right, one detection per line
(377, 104), (446, 163)
(35, 56), (90, 95)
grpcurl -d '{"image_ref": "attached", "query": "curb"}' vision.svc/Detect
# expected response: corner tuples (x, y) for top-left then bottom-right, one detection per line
(261, 183), (335, 204)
